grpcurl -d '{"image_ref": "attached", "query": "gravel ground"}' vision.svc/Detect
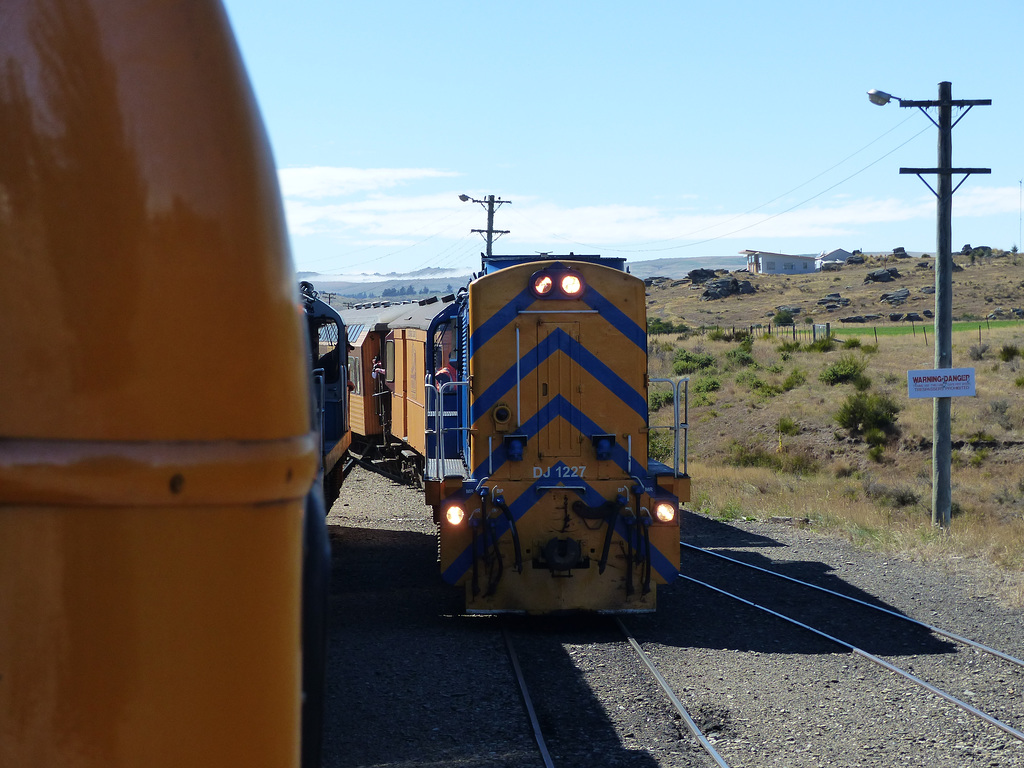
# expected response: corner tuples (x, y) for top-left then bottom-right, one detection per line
(322, 467), (1024, 767)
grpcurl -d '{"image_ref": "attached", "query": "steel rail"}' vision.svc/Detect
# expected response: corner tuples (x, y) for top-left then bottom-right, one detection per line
(680, 574), (1024, 743)
(501, 624), (555, 768)
(682, 542), (1024, 669)
(615, 618), (732, 768)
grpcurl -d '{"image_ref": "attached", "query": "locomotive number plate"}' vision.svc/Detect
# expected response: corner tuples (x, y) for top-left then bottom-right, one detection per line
(533, 465), (587, 479)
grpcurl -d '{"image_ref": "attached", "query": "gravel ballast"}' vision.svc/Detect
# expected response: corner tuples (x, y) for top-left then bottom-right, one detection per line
(323, 467), (1024, 767)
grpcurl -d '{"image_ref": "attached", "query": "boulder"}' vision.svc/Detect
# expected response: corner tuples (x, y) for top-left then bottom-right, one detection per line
(880, 288), (910, 304)
(840, 315), (866, 323)
(864, 267), (901, 283)
(687, 268), (718, 284)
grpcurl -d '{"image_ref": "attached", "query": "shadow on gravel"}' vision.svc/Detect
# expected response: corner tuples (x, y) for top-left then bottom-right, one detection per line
(322, 526), (664, 768)
(681, 510), (783, 549)
(629, 513), (960, 659)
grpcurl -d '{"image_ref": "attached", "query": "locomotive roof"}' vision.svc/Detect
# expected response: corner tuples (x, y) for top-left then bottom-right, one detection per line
(480, 253), (628, 274)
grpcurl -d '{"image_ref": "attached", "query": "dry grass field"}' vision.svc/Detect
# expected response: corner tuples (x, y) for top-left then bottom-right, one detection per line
(645, 250), (1024, 602)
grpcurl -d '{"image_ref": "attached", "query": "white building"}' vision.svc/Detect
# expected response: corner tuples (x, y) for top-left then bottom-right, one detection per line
(741, 250), (818, 275)
(816, 248), (854, 271)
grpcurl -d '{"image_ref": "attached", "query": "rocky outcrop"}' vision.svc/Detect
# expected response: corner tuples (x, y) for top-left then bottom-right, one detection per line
(687, 268), (718, 284)
(864, 267), (901, 283)
(880, 288), (910, 305)
(701, 277), (756, 301)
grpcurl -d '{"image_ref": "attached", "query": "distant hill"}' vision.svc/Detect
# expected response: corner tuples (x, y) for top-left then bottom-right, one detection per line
(300, 254), (747, 300)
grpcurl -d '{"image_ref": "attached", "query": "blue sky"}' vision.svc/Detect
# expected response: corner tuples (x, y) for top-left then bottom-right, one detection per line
(221, 0), (1023, 278)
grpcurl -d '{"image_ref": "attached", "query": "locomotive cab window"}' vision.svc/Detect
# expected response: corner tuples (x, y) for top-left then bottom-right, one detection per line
(432, 321), (458, 384)
(315, 320), (342, 384)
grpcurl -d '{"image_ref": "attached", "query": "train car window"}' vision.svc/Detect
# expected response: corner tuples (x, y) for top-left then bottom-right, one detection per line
(384, 340), (395, 384)
(347, 355), (361, 395)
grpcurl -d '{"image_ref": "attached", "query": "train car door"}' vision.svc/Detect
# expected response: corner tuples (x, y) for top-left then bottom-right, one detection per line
(536, 321), (581, 458)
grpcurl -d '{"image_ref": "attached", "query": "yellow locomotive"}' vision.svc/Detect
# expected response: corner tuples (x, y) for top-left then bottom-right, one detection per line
(340, 254), (690, 613)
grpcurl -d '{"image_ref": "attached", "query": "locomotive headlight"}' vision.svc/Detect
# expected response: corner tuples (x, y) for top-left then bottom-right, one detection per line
(532, 274), (554, 296)
(654, 502), (676, 523)
(560, 273), (582, 296)
(445, 505), (466, 525)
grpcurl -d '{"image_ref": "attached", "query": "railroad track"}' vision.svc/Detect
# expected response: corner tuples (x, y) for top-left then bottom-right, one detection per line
(501, 616), (730, 768)
(675, 541), (1024, 764)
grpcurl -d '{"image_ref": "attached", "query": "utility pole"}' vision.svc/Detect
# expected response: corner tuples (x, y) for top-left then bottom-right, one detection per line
(870, 82), (990, 528)
(459, 194), (510, 257)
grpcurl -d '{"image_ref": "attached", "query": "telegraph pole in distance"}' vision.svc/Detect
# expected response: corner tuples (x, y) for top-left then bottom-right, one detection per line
(459, 194), (510, 257)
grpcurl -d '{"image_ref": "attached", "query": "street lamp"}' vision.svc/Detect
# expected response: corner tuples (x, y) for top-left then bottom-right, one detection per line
(868, 82), (990, 528)
(867, 89), (894, 106)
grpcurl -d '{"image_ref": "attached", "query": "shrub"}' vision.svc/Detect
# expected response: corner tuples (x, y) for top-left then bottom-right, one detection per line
(842, 337), (862, 349)
(864, 427), (887, 447)
(648, 430), (672, 463)
(989, 399), (1013, 431)
(819, 354), (868, 386)
(736, 370), (781, 398)
(807, 337), (836, 353)
(781, 368), (806, 391)
(862, 477), (919, 507)
(725, 347), (756, 368)
(672, 348), (716, 375)
(835, 392), (901, 435)
(999, 344), (1020, 362)
(773, 309), (795, 326)
(778, 340), (802, 353)
(726, 441), (819, 475)
(778, 416), (800, 436)
(648, 389), (673, 412)
(648, 317), (690, 336)
(692, 375), (721, 394)
(968, 343), (989, 361)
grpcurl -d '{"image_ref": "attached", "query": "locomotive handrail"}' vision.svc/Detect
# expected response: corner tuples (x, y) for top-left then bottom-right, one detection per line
(649, 377), (690, 478)
(424, 378), (470, 481)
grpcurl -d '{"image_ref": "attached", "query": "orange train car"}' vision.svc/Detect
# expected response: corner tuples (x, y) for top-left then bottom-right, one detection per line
(1, 2), (328, 767)
(337, 296), (456, 482)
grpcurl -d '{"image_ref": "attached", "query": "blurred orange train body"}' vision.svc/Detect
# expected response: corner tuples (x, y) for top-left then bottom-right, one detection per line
(0, 2), (324, 767)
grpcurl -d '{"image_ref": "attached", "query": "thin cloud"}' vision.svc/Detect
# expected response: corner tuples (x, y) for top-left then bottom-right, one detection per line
(278, 166), (459, 199)
(277, 165), (1019, 271)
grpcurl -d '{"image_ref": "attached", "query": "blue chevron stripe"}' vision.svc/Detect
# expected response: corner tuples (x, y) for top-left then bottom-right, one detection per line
(473, 327), (646, 420)
(441, 460), (679, 584)
(471, 394), (645, 482)
(468, 287), (533, 354)
(584, 288), (646, 351)
(467, 279), (644, 358)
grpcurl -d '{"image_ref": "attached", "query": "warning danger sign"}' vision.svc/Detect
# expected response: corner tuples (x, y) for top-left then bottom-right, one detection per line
(907, 367), (976, 398)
